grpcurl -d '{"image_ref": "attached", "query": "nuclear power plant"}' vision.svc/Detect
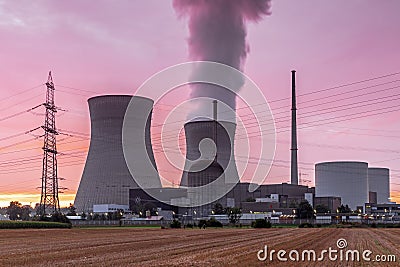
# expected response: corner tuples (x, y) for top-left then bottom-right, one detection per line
(74, 87), (318, 216)
(73, 74), (394, 220)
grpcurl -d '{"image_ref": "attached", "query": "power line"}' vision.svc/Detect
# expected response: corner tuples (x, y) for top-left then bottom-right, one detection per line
(0, 127), (41, 143)
(53, 71), (400, 106)
(0, 104), (43, 123)
(52, 77), (400, 138)
(0, 84), (44, 103)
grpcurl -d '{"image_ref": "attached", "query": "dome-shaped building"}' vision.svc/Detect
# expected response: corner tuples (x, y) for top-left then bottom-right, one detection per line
(315, 161), (369, 211)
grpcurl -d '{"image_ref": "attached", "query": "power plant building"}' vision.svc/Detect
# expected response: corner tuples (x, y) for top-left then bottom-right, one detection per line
(368, 167), (390, 204)
(315, 161), (369, 211)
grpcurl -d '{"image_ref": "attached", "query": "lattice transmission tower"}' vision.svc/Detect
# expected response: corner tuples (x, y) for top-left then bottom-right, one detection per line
(39, 71), (60, 215)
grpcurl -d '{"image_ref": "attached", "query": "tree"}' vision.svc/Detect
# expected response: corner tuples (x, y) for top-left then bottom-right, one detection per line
(20, 205), (30, 221)
(213, 203), (224, 215)
(109, 210), (124, 220)
(66, 204), (77, 216)
(6, 201), (30, 221)
(337, 204), (352, 213)
(315, 204), (329, 214)
(226, 207), (242, 225)
(297, 200), (314, 219)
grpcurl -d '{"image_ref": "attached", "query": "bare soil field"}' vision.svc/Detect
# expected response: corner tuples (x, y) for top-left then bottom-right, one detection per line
(0, 227), (399, 266)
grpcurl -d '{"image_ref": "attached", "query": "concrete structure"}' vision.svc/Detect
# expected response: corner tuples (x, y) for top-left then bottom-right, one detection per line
(180, 120), (239, 187)
(74, 95), (161, 212)
(315, 161), (369, 211)
(290, 70), (299, 185)
(368, 167), (390, 204)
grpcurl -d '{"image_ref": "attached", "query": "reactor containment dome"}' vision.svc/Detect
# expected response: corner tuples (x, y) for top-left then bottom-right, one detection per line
(315, 161), (369, 211)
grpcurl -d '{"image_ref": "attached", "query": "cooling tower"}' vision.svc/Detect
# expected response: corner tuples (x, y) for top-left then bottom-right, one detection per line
(315, 161), (369, 211)
(74, 95), (161, 212)
(368, 167), (390, 204)
(180, 120), (239, 188)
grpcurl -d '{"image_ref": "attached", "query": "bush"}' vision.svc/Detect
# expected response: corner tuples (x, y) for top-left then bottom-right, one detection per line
(0, 221), (71, 229)
(170, 220), (181, 229)
(185, 223), (193, 228)
(251, 219), (272, 228)
(298, 222), (314, 228)
(198, 219), (207, 229)
(37, 213), (71, 225)
(371, 223), (377, 228)
(207, 218), (223, 228)
(375, 223), (400, 228)
(198, 218), (223, 228)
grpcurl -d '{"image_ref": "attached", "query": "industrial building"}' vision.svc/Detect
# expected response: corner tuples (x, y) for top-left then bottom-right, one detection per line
(129, 183), (315, 217)
(314, 196), (342, 213)
(315, 161), (392, 212)
(365, 203), (400, 218)
(368, 167), (390, 204)
(315, 161), (369, 211)
(73, 94), (315, 215)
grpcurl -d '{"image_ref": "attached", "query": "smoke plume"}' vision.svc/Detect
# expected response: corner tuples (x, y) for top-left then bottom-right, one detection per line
(173, 0), (271, 119)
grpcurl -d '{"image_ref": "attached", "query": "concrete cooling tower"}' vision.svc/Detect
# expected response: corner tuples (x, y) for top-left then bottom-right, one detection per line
(315, 161), (369, 211)
(180, 120), (239, 188)
(74, 95), (161, 212)
(368, 167), (390, 204)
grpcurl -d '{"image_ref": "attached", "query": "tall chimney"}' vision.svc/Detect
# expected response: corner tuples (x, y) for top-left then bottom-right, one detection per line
(213, 100), (218, 121)
(291, 70), (299, 185)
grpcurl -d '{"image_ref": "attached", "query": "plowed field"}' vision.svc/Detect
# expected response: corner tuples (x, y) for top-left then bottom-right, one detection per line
(0, 227), (399, 266)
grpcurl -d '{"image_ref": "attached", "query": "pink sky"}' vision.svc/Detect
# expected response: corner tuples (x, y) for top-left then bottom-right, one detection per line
(0, 0), (400, 207)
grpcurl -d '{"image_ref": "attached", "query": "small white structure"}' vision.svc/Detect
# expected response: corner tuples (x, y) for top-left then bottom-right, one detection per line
(270, 194), (279, 202)
(93, 204), (129, 213)
(0, 214), (9, 221)
(66, 215), (83, 220)
(315, 215), (331, 224)
(255, 197), (278, 203)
